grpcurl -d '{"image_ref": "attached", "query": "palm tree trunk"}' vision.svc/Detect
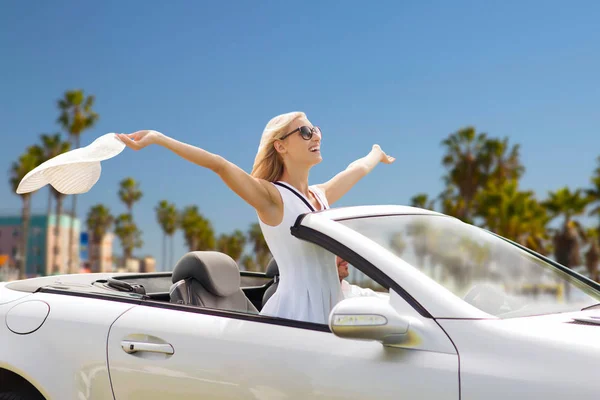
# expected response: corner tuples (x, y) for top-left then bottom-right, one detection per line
(124, 247), (132, 264)
(53, 192), (64, 274)
(162, 234), (167, 273)
(170, 234), (174, 271)
(92, 239), (102, 273)
(67, 135), (80, 274)
(47, 188), (53, 222)
(19, 194), (31, 279)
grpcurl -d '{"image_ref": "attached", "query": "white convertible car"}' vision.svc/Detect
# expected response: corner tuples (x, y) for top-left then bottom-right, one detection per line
(1, 205), (600, 400)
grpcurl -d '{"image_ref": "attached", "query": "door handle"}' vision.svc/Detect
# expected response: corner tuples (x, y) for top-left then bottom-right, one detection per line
(121, 340), (174, 355)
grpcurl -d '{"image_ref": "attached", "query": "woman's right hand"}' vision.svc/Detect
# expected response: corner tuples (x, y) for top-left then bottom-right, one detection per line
(117, 130), (164, 151)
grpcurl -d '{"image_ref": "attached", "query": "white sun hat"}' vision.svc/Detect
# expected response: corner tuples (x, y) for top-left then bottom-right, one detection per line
(16, 133), (126, 195)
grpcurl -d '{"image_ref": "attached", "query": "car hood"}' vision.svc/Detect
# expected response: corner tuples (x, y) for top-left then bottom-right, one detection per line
(497, 309), (600, 348)
(441, 309), (600, 350)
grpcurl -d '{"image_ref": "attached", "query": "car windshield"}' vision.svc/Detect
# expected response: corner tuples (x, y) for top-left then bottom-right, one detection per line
(338, 214), (600, 318)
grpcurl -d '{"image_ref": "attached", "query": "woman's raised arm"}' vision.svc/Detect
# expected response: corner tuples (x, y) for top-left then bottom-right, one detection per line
(316, 144), (395, 205)
(117, 131), (281, 222)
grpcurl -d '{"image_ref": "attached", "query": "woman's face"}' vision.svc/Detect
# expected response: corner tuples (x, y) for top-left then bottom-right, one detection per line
(276, 117), (322, 167)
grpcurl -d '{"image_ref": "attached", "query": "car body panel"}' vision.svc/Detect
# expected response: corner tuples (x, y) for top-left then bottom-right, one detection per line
(107, 297), (459, 400)
(0, 281), (32, 304)
(437, 311), (600, 400)
(0, 291), (135, 399)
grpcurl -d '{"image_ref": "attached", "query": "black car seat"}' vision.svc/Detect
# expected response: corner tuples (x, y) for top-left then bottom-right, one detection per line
(169, 251), (258, 314)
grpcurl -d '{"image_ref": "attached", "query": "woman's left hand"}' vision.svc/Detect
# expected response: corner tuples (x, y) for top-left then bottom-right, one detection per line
(372, 144), (395, 164)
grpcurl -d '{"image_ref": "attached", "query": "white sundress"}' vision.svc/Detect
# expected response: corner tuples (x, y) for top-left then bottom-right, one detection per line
(258, 181), (342, 324)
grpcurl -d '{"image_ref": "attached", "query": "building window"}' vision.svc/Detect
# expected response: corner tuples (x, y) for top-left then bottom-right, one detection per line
(13, 229), (19, 237)
(12, 247), (17, 257)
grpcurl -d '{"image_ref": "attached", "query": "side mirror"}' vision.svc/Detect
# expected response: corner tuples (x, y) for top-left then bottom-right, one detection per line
(329, 297), (410, 346)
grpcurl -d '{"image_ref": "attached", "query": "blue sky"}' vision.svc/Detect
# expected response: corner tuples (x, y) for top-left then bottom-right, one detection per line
(1, 1), (599, 268)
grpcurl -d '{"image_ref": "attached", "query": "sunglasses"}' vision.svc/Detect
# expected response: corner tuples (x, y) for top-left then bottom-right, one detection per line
(279, 125), (322, 141)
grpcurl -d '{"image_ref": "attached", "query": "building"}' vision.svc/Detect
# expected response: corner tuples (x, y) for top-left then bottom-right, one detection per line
(80, 232), (89, 267)
(86, 232), (115, 273)
(139, 256), (156, 273)
(0, 214), (81, 277)
(0, 254), (18, 282)
(115, 255), (156, 273)
(123, 258), (140, 273)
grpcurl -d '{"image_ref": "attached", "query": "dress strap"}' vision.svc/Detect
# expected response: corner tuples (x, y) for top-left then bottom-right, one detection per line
(310, 185), (329, 210)
(273, 181), (316, 212)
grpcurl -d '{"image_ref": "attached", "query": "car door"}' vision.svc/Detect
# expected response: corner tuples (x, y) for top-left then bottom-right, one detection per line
(106, 295), (459, 400)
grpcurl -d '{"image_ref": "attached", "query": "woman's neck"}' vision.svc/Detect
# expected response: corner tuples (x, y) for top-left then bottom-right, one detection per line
(278, 167), (310, 196)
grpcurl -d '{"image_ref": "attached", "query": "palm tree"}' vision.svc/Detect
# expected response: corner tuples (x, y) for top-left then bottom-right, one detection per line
(389, 232), (407, 257)
(9, 148), (42, 279)
(156, 201), (169, 271)
(410, 193), (435, 210)
(114, 214), (143, 264)
(439, 186), (467, 221)
(586, 156), (600, 236)
(164, 205), (178, 269)
(480, 137), (524, 186)
(216, 230), (247, 262)
(85, 204), (114, 272)
(36, 133), (70, 235)
(155, 200), (179, 271)
(584, 228), (600, 283)
(118, 177), (143, 215)
(180, 206), (215, 251)
(248, 222), (271, 271)
(543, 187), (589, 269)
(440, 127), (488, 221)
(117, 177), (143, 267)
(31, 138), (71, 273)
(57, 90), (99, 273)
(240, 254), (257, 272)
(475, 180), (550, 254)
(440, 128), (523, 223)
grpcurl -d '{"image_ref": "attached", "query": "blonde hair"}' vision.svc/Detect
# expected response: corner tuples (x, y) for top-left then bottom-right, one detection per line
(251, 111), (306, 182)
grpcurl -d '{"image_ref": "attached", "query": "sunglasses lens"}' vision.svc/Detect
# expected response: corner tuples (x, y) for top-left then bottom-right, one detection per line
(300, 126), (313, 140)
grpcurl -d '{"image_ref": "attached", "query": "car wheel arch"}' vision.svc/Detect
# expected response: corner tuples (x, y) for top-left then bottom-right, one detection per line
(0, 367), (47, 400)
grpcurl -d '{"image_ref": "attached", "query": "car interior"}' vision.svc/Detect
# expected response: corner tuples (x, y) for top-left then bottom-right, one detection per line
(94, 251), (279, 314)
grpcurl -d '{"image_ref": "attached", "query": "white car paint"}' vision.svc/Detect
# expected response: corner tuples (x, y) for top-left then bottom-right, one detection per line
(438, 311), (600, 399)
(0, 205), (599, 399)
(107, 290), (458, 400)
(1, 292), (135, 399)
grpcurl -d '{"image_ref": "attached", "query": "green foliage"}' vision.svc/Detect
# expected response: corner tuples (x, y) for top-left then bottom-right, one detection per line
(86, 204), (114, 244)
(247, 222), (271, 271)
(180, 206), (215, 251)
(119, 177), (143, 213)
(216, 230), (247, 262)
(115, 213), (143, 260)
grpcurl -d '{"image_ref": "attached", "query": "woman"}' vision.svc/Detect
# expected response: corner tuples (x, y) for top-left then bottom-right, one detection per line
(117, 111), (394, 324)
